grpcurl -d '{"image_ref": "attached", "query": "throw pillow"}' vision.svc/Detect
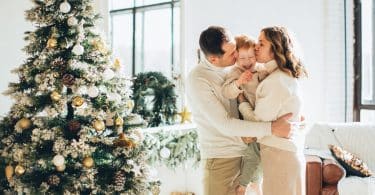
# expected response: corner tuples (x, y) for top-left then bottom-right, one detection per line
(329, 144), (373, 177)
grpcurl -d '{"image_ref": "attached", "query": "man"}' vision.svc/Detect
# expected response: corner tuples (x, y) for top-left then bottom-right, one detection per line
(186, 26), (294, 195)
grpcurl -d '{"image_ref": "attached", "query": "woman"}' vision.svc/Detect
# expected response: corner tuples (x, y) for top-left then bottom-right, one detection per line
(238, 26), (308, 195)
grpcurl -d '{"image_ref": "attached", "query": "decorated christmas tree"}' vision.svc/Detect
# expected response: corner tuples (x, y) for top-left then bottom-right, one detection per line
(0, 0), (158, 193)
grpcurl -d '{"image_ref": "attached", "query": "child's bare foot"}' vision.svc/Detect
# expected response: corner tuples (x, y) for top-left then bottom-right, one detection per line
(236, 185), (247, 195)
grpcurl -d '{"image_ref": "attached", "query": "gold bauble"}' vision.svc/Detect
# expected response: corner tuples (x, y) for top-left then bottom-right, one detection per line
(113, 58), (121, 71)
(50, 91), (61, 101)
(72, 96), (84, 107)
(14, 165), (25, 176)
(115, 117), (124, 126)
(5, 165), (14, 180)
(92, 120), (105, 131)
(17, 118), (32, 130)
(82, 157), (94, 168)
(113, 133), (135, 148)
(47, 38), (57, 48)
(56, 164), (66, 172)
(53, 72), (60, 78)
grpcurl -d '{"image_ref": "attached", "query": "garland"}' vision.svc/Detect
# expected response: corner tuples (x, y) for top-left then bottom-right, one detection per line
(132, 72), (178, 127)
(143, 128), (200, 169)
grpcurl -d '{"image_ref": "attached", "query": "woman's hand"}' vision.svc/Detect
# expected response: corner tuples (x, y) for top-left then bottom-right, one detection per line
(237, 93), (247, 103)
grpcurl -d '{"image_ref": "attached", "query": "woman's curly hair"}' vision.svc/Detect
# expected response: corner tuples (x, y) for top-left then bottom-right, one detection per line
(262, 26), (308, 78)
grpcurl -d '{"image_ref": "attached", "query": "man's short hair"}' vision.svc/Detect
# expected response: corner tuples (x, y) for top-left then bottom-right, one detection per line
(199, 26), (231, 57)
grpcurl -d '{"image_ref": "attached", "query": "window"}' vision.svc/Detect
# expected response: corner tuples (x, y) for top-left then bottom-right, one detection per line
(109, 0), (180, 77)
(354, 0), (375, 122)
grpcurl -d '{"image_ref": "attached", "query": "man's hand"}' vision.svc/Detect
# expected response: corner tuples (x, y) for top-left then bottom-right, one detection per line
(271, 113), (293, 138)
(235, 70), (252, 87)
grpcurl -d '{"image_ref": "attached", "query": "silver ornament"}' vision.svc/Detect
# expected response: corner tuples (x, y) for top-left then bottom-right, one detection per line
(59, 1), (71, 13)
(72, 44), (84, 55)
(67, 17), (78, 26)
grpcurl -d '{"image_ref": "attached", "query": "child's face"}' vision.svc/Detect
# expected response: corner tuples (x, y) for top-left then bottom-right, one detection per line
(237, 47), (256, 70)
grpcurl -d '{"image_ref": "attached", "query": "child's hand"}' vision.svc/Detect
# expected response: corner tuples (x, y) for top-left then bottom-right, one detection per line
(237, 93), (247, 103)
(235, 70), (253, 86)
(241, 137), (256, 144)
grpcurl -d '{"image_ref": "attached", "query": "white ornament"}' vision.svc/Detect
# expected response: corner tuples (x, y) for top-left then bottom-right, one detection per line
(52, 154), (65, 167)
(103, 69), (115, 81)
(72, 44), (84, 55)
(159, 147), (171, 159)
(59, 1), (71, 13)
(67, 17), (78, 26)
(87, 86), (99, 98)
(107, 93), (121, 103)
(77, 86), (87, 95)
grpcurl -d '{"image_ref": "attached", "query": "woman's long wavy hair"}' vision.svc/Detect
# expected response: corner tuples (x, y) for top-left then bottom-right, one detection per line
(262, 26), (308, 78)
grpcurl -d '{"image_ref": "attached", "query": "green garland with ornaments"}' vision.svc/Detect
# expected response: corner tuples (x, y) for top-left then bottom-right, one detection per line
(132, 72), (178, 127)
(143, 128), (200, 169)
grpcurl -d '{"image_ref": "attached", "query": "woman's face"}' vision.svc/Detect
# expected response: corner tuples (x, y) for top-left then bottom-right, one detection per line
(255, 31), (274, 63)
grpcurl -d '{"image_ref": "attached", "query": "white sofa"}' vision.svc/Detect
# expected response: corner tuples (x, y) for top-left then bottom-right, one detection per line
(305, 122), (375, 195)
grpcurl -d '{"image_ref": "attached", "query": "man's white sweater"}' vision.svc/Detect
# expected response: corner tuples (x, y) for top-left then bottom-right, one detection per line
(186, 57), (271, 159)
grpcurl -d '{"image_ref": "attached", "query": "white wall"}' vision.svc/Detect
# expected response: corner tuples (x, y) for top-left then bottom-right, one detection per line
(0, 1), (32, 115)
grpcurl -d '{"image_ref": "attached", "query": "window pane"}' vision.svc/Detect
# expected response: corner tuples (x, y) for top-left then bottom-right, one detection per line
(135, 8), (172, 77)
(135, 0), (172, 7)
(173, 7), (180, 72)
(360, 109), (375, 122)
(110, 0), (133, 10)
(112, 14), (133, 76)
(361, 0), (374, 104)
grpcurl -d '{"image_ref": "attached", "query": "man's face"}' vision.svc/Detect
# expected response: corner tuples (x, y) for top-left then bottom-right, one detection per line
(209, 40), (237, 67)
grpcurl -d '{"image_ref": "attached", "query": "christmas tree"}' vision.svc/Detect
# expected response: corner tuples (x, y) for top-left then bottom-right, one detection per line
(0, 0), (158, 194)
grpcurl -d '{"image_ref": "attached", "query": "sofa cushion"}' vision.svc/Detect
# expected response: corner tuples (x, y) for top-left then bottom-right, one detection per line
(329, 144), (372, 177)
(338, 176), (375, 195)
(322, 159), (345, 185)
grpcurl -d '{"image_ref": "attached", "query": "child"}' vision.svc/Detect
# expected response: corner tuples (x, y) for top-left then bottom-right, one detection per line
(221, 35), (268, 195)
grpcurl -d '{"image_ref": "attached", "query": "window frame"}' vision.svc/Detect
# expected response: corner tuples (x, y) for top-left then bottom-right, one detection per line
(109, 0), (180, 76)
(353, 0), (375, 121)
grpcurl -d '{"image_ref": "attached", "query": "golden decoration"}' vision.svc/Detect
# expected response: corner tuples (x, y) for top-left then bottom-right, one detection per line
(56, 164), (66, 172)
(115, 117), (124, 126)
(72, 96), (84, 107)
(92, 120), (105, 132)
(53, 72), (60, 78)
(113, 58), (121, 71)
(113, 133), (135, 148)
(50, 91), (61, 101)
(82, 157), (94, 168)
(178, 107), (192, 123)
(47, 38), (57, 48)
(17, 118), (32, 130)
(92, 39), (107, 53)
(15, 165), (25, 176)
(5, 165), (14, 180)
